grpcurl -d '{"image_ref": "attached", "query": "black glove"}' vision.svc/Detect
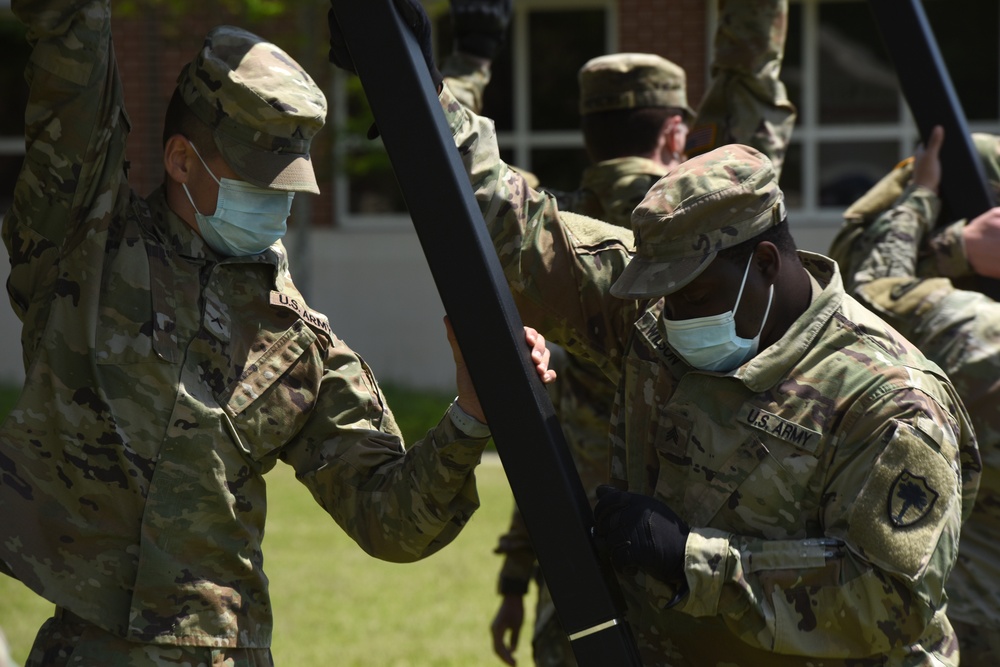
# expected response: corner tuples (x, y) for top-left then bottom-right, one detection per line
(328, 0), (442, 90)
(451, 0), (513, 60)
(592, 485), (690, 585)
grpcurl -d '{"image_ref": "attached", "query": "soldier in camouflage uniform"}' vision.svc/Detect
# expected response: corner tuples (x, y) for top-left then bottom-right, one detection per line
(440, 3), (796, 664)
(333, 4), (978, 660)
(432, 80), (978, 661)
(0, 1), (555, 665)
(830, 126), (1000, 665)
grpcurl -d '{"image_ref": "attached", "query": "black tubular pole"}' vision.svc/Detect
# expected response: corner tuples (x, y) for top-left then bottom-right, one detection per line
(328, 1), (642, 664)
(869, 0), (1000, 298)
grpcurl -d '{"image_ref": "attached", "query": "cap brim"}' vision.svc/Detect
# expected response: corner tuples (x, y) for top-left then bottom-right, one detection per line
(610, 250), (716, 299)
(216, 136), (320, 194)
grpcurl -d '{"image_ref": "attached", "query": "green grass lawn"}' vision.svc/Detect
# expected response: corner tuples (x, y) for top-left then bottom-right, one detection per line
(0, 385), (535, 666)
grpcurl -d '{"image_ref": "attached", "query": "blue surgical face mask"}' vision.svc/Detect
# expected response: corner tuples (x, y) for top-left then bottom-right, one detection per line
(181, 142), (294, 257)
(662, 254), (774, 372)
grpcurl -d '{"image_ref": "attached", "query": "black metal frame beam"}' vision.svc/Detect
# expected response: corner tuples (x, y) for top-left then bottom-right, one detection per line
(327, 1), (642, 664)
(869, 0), (1000, 297)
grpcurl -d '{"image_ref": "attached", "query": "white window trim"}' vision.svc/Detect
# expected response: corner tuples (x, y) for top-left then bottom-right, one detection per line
(786, 0), (1000, 229)
(332, 0), (616, 230)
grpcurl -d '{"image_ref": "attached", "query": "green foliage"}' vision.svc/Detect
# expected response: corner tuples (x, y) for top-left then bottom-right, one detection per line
(116, 0), (287, 21)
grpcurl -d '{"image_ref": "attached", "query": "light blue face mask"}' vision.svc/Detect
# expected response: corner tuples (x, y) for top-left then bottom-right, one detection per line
(662, 254), (774, 372)
(181, 142), (294, 257)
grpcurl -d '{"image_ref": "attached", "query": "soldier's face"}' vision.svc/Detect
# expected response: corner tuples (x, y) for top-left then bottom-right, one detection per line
(661, 252), (772, 339)
(185, 144), (243, 218)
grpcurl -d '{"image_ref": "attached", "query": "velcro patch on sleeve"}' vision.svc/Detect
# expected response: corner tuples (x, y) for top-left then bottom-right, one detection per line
(685, 123), (718, 157)
(847, 421), (957, 581)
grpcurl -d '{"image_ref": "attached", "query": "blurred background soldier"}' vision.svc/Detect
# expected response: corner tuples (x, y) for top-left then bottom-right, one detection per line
(831, 125), (1000, 665)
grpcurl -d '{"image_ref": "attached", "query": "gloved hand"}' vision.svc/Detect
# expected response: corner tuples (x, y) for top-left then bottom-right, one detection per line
(592, 485), (690, 585)
(451, 0), (513, 60)
(328, 0), (443, 90)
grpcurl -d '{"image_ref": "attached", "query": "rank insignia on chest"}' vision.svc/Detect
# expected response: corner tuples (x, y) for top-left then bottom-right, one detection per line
(888, 470), (939, 527)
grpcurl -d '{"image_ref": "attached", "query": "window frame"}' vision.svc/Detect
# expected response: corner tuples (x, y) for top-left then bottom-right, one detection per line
(330, 0), (617, 230)
(785, 0), (1000, 231)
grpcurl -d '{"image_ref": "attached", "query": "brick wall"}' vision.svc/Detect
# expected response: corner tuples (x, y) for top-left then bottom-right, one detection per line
(111, 4), (334, 223)
(108, 2), (707, 227)
(618, 0), (708, 106)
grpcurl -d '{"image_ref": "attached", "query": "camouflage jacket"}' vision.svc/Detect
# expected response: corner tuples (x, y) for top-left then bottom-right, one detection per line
(493, 158), (666, 590)
(0, 0), (489, 648)
(442, 83), (979, 666)
(547, 157), (668, 230)
(833, 183), (1000, 631)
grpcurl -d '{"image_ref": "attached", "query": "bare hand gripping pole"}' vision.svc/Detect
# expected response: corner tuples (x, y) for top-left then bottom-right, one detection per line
(869, 0), (1000, 298)
(327, 1), (642, 663)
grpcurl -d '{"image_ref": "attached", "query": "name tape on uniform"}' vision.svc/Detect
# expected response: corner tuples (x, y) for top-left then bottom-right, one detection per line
(270, 291), (332, 336)
(742, 406), (821, 452)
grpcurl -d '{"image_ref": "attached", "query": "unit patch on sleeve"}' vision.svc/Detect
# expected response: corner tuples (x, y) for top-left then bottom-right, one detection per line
(269, 291), (332, 336)
(888, 470), (939, 528)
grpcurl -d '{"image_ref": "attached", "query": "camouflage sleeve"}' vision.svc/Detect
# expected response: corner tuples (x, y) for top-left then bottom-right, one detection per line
(687, 0), (796, 179)
(6, 0), (128, 363)
(279, 338), (488, 563)
(924, 219), (975, 279)
(661, 381), (971, 656)
(841, 184), (940, 294)
(494, 506), (537, 590)
(440, 51), (492, 114)
(439, 83), (639, 382)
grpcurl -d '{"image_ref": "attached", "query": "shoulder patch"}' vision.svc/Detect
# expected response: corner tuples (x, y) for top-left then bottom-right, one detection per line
(685, 123), (718, 157)
(847, 421), (958, 581)
(269, 291), (332, 336)
(888, 470), (939, 527)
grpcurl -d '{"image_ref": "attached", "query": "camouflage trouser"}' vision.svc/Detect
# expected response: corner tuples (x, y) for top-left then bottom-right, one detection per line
(26, 608), (273, 667)
(531, 578), (578, 667)
(951, 618), (1000, 667)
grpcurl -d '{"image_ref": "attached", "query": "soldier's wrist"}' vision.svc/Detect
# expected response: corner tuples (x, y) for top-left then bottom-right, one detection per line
(498, 575), (530, 596)
(448, 398), (491, 438)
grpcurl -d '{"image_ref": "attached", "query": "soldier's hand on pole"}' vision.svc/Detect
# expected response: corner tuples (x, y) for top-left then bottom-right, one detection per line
(912, 125), (944, 195)
(328, 0), (442, 90)
(964, 207), (1000, 279)
(592, 485), (689, 586)
(451, 0), (514, 61)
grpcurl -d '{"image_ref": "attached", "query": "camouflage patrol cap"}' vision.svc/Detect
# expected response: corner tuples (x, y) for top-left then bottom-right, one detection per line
(176, 26), (327, 194)
(578, 53), (695, 120)
(611, 144), (785, 298)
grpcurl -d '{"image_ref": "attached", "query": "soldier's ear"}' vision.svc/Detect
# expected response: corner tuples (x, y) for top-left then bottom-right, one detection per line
(163, 135), (194, 184)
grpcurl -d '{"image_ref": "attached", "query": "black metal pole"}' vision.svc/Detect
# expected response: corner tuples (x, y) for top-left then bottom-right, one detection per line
(868, 0), (1000, 297)
(327, 1), (642, 664)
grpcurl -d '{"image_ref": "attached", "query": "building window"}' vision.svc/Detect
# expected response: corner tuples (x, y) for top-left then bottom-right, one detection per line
(782, 0), (1000, 229)
(0, 10), (28, 217)
(332, 0), (615, 228)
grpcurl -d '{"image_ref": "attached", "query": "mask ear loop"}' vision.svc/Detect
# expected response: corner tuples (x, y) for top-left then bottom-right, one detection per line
(187, 141), (221, 186)
(735, 251), (775, 341)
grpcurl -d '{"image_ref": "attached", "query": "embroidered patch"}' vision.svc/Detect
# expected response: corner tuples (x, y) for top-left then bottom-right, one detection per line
(685, 123), (718, 156)
(888, 470), (939, 527)
(269, 291), (332, 336)
(740, 405), (821, 452)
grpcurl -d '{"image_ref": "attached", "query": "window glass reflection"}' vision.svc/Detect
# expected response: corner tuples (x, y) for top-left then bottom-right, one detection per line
(819, 141), (900, 209)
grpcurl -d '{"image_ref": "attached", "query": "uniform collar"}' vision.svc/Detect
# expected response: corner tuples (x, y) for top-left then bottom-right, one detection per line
(736, 252), (844, 392)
